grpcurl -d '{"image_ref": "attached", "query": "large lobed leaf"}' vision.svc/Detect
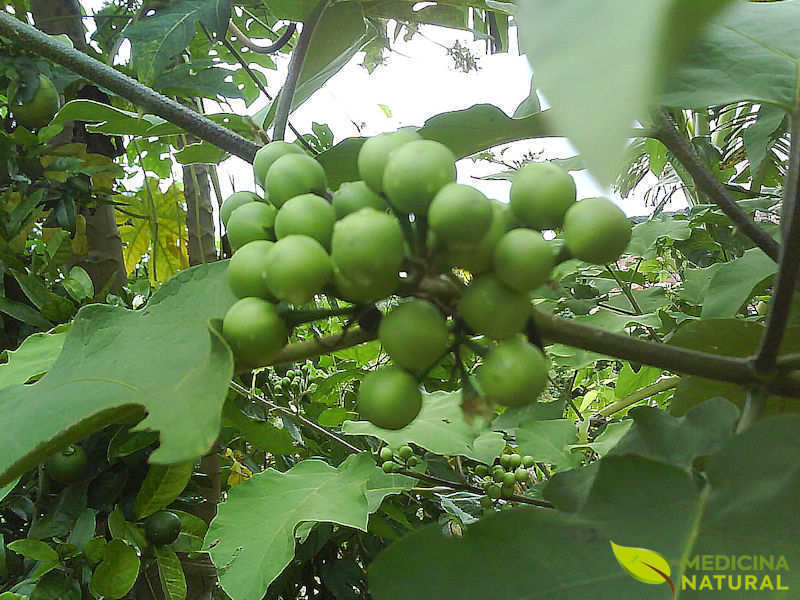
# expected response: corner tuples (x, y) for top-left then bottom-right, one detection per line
(663, 0), (800, 111)
(204, 454), (413, 600)
(517, 0), (736, 184)
(0, 261), (237, 487)
(369, 401), (800, 599)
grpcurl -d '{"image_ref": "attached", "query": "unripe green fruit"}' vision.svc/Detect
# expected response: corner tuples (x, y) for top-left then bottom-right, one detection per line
(486, 484), (501, 499)
(500, 484), (514, 498)
(492, 229), (554, 292)
(563, 197), (631, 265)
(508, 454), (522, 469)
(220, 191), (262, 227)
(510, 162), (576, 230)
(458, 275), (530, 339)
(222, 298), (288, 367)
(397, 445), (413, 459)
(380, 447), (394, 461)
(331, 208), (405, 294)
(332, 266), (397, 304)
(441, 201), (511, 274)
(382, 461), (397, 474)
(492, 469), (505, 483)
(144, 511), (181, 546)
(274, 194), (336, 249)
(227, 240), (276, 300)
(332, 181), (388, 218)
(477, 335), (548, 407)
(522, 455), (535, 468)
(407, 456), (419, 467)
(45, 444), (88, 484)
(253, 141), (304, 189)
(514, 467), (529, 483)
(266, 154), (327, 208)
(502, 471), (516, 487)
(383, 140), (457, 214)
(11, 74), (60, 130)
(358, 130), (421, 194)
(499, 454), (511, 468)
(358, 367), (422, 430)
(265, 235), (332, 305)
(226, 202), (277, 250)
(475, 465), (489, 476)
(428, 183), (492, 244)
(378, 300), (449, 371)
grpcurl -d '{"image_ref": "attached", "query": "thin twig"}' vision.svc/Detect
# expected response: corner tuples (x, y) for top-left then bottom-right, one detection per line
(273, 0), (331, 141)
(753, 110), (800, 373)
(229, 21), (297, 54)
(597, 376), (681, 417)
(654, 110), (780, 261)
(0, 12), (260, 162)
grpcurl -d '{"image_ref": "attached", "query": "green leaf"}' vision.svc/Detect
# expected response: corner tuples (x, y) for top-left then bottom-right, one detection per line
(518, 0), (736, 184)
(135, 461), (194, 519)
(153, 64), (244, 101)
(90, 539), (140, 600)
(743, 104), (786, 177)
(29, 571), (80, 600)
(107, 427), (159, 459)
(174, 142), (228, 165)
(607, 398), (739, 467)
(51, 100), (156, 136)
(82, 537), (106, 565)
(0, 477), (18, 503)
(491, 399), (566, 432)
(317, 407), (354, 427)
(155, 546), (187, 600)
(573, 421), (632, 457)
(602, 287), (668, 315)
(513, 75), (540, 118)
(125, 0), (232, 84)
(342, 390), (505, 464)
(0, 327), (66, 391)
(7, 539), (58, 562)
(663, 0), (800, 110)
(317, 105), (555, 189)
(205, 454), (410, 600)
(107, 507), (148, 551)
(0, 297), (53, 330)
(267, 0), (318, 20)
(221, 400), (296, 455)
(0, 261), (237, 488)
(169, 510), (208, 553)
(614, 364), (662, 399)
(700, 249), (776, 318)
(28, 484), (88, 540)
(628, 215), (692, 258)
(66, 508), (96, 551)
(515, 418), (580, 469)
(62, 266), (94, 303)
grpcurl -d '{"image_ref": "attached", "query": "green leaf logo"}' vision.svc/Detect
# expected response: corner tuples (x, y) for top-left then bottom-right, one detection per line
(610, 541), (674, 595)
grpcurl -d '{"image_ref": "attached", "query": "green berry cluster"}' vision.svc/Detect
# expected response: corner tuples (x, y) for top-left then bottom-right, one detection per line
(218, 130), (633, 433)
(378, 444), (419, 473)
(474, 453), (535, 505)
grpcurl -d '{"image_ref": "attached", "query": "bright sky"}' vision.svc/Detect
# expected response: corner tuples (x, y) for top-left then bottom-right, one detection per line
(79, 1), (669, 217)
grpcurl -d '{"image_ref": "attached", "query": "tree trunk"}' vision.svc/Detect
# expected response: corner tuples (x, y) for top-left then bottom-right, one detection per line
(183, 162), (218, 265)
(30, 0), (128, 294)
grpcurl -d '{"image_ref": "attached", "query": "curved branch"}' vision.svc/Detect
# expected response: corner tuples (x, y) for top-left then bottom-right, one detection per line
(654, 110), (780, 262)
(597, 376), (681, 418)
(754, 110), (800, 373)
(0, 12), (260, 162)
(273, 0), (330, 141)
(229, 21), (296, 55)
(533, 309), (800, 398)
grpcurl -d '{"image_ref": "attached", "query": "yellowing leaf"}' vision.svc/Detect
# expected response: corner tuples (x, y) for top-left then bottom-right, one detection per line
(610, 540), (671, 585)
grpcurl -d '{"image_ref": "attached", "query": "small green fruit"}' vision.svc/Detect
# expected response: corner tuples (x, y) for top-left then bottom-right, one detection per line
(274, 193), (336, 249)
(265, 154), (327, 208)
(227, 240), (276, 300)
(510, 162), (576, 230)
(563, 197), (632, 265)
(358, 367), (422, 430)
(428, 183), (492, 244)
(265, 235), (333, 305)
(477, 336), (548, 407)
(492, 229), (554, 292)
(458, 275), (530, 339)
(378, 300), (449, 371)
(226, 202), (277, 250)
(383, 140), (457, 214)
(11, 74), (60, 129)
(45, 444), (88, 484)
(332, 181), (388, 218)
(222, 298), (288, 367)
(397, 445), (413, 460)
(380, 447), (394, 461)
(514, 467), (529, 483)
(358, 130), (421, 194)
(220, 191), (262, 227)
(144, 511), (182, 546)
(253, 141), (304, 189)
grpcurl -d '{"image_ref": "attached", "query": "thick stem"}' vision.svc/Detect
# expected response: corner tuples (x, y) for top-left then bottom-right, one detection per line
(654, 110), (780, 261)
(0, 12), (260, 162)
(272, 0), (330, 141)
(229, 21), (297, 54)
(753, 110), (800, 373)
